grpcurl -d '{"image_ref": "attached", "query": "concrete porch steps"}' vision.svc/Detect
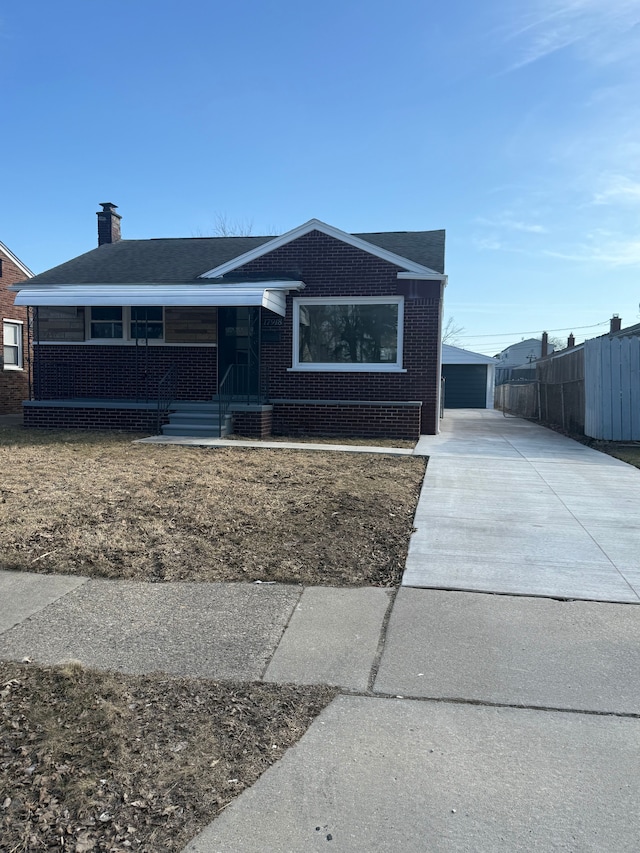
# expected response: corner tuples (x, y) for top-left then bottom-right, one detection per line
(161, 400), (231, 438)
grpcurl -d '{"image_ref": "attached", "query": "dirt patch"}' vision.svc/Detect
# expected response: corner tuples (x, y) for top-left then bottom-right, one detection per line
(228, 434), (416, 448)
(0, 428), (425, 586)
(0, 660), (336, 852)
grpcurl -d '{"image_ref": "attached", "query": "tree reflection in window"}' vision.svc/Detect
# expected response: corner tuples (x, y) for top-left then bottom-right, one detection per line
(299, 302), (398, 364)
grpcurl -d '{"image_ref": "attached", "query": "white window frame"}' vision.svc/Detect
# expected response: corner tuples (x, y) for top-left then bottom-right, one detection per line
(3, 320), (24, 370)
(291, 296), (405, 372)
(86, 306), (165, 342)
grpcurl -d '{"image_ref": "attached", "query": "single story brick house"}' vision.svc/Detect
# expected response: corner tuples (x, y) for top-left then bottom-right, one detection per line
(1, 241), (33, 414)
(11, 204), (447, 439)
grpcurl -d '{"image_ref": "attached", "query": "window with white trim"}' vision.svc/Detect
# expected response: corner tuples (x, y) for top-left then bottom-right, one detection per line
(130, 306), (163, 339)
(3, 321), (23, 369)
(90, 306), (123, 339)
(88, 307), (164, 341)
(292, 296), (404, 371)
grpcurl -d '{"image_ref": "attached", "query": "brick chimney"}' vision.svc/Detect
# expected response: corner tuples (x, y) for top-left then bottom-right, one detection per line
(541, 331), (549, 358)
(610, 314), (621, 333)
(97, 202), (122, 246)
(567, 333), (575, 348)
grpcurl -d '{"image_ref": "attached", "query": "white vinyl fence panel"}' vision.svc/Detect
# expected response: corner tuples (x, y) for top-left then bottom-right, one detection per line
(585, 335), (640, 440)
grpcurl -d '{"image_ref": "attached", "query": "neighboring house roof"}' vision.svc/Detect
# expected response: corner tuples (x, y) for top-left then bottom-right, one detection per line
(442, 344), (497, 365)
(608, 321), (640, 338)
(18, 220), (445, 287)
(0, 241), (34, 278)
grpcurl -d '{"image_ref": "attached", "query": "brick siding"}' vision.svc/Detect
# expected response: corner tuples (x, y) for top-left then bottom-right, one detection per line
(232, 408), (273, 438)
(240, 230), (443, 435)
(0, 248), (30, 413)
(33, 345), (217, 400)
(271, 402), (421, 440)
(24, 404), (163, 432)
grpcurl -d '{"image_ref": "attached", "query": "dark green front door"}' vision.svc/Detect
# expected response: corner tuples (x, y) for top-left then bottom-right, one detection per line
(218, 307), (261, 398)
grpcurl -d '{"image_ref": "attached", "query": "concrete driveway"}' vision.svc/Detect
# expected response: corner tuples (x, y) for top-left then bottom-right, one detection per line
(409, 410), (640, 602)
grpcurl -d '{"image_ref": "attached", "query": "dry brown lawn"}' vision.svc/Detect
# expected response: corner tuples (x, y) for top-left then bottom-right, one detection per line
(0, 427), (425, 586)
(0, 660), (336, 852)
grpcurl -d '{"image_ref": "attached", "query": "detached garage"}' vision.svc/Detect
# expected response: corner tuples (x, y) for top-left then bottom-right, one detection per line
(441, 344), (497, 409)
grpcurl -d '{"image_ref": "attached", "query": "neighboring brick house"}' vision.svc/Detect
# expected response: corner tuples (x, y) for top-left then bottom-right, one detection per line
(1, 241), (33, 414)
(11, 204), (446, 439)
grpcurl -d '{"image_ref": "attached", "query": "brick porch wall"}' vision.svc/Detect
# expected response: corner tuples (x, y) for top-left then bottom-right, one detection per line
(232, 407), (273, 438)
(23, 405), (164, 432)
(32, 345), (217, 400)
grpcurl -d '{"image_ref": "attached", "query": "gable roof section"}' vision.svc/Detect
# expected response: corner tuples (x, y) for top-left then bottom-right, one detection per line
(12, 220), (445, 288)
(199, 219), (445, 279)
(442, 344), (497, 365)
(0, 241), (34, 279)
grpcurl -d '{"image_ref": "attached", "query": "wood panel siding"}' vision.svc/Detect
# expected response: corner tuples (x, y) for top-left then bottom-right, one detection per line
(165, 307), (217, 343)
(36, 307), (86, 341)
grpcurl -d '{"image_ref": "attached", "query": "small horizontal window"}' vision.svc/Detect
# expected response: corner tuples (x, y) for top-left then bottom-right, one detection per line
(90, 306), (123, 339)
(131, 306), (163, 340)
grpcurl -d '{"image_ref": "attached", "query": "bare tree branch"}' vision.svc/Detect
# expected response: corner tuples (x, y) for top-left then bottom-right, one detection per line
(442, 316), (465, 345)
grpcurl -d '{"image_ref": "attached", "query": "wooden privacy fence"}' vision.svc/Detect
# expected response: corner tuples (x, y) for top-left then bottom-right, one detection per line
(585, 335), (640, 440)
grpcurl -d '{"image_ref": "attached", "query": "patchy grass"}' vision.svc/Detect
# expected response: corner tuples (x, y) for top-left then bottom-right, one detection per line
(0, 428), (425, 586)
(0, 660), (336, 852)
(591, 443), (640, 469)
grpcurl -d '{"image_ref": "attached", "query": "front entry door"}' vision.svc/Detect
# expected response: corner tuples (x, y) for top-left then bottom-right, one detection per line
(218, 307), (260, 398)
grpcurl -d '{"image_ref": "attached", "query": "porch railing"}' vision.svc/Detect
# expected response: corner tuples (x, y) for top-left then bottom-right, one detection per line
(218, 364), (267, 436)
(156, 364), (177, 433)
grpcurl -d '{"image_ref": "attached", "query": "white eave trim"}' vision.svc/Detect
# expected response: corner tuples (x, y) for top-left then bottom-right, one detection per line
(12, 281), (305, 318)
(198, 218), (443, 279)
(0, 242), (34, 278)
(397, 271), (447, 284)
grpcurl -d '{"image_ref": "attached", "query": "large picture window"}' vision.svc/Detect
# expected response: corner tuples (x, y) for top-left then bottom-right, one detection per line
(292, 297), (404, 371)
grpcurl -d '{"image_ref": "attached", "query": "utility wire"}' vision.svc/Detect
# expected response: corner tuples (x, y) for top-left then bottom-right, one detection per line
(456, 321), (608, 340)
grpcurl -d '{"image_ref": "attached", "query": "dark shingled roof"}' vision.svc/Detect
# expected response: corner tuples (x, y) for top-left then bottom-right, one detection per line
(27, 229), (445, 285)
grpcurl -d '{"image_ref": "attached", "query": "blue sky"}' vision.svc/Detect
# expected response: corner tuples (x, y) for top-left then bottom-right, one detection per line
(2, 0), (639, 354)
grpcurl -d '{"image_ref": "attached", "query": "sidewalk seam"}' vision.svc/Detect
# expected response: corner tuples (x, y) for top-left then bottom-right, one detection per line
(258, 585), (305, 680)
(366, 587), (398, 692)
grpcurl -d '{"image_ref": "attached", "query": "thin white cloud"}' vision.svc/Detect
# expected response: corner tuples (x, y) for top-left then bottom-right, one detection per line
(474, 237), (504, 251)
(545, 236), (640, 266)
(477, 215), (548, 234)
(504, 0), (640, 71)
(594, 175), (640, 205)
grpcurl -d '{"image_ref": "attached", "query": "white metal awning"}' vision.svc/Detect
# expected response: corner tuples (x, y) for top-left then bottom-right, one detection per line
(13, 281), (305, 318)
